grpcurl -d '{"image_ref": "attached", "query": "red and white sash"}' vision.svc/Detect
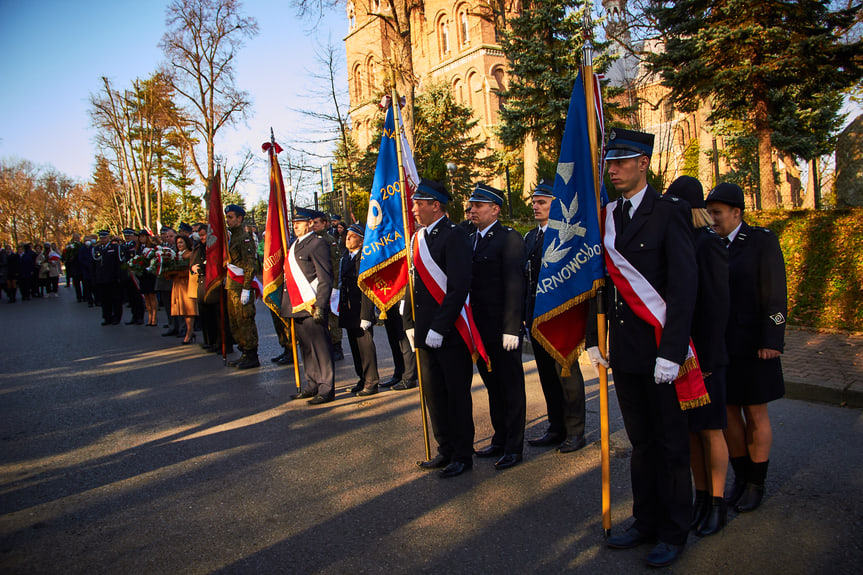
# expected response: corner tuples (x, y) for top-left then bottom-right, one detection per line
(602, 202), (709, 410)
(284, 236), (319, 313)
(413, 228), (489, 366)
(227, 263), (262, 301)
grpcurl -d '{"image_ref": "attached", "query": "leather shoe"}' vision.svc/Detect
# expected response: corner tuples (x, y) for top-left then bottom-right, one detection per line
(494, 453), (522, 470)
(392, 379), (417, 390)
(735, 482), (765, 513)
(226, 354), (245, 367)
(290, 391), (316, 400)
(276, 354), (294, 365)
(606, 526), (656, 549)
(527, 432), (565, 447)
(350, 381), (364, 394)
(308, 394), (334, 405)
(438, 461), (471, 478)
(357, 385), (379, 396)
(271, 351), (288, 363)
(696, 498), (727, 536)
(379, 376), (401, 388)
(645, 542), (684, 568)
(475, 444), (504, 458)
(417, 454), (450, 470)
(557, 436), (587, 453)
(725, 478), (747, 505)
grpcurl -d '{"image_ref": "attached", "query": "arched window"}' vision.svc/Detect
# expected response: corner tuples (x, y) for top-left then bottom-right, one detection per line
(453, 78), (464, 104)
(441, 20), (450, 55)
(460, 11), (469, 44)
(492, 66), (507, 111)
(353, 65), (364, 101)
(367, 60), (376, 95)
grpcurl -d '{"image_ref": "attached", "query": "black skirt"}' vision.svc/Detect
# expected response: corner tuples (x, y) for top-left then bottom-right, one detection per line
(138, 272), (156, 294)
(726, 355), (785, 405)
(687, 366), (727, 431)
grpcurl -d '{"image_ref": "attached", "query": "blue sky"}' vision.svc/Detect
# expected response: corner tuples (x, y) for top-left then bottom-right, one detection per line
(0, 0), (347, 205)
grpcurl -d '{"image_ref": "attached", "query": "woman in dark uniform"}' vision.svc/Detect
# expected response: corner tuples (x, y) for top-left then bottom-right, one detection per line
(666, 176), (730, 535)
(706, 183), (787, 514)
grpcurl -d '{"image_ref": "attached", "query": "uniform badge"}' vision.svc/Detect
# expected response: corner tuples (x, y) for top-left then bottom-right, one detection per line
(770, 312), (786, 325)
(609, 129), (617, 141)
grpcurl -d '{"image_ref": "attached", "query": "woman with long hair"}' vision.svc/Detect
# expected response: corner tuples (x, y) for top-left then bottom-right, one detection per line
(137, 231), (159, 326)
(171, 235), (198, 344)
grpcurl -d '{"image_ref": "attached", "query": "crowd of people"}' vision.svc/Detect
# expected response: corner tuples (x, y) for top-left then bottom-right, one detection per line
(0, 129), (788, 569)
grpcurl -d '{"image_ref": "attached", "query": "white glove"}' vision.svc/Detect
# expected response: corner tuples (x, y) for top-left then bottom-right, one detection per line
(405, 328), (415, 351)
(502, 334), (520, 351)
(360, 319), (372, 331)
(654, 357), (680, 384)
(587, 346), (609, 369)
(399, 299), (405, 316)
(425, 329), (443, 349)
(240, 289), (251, 305)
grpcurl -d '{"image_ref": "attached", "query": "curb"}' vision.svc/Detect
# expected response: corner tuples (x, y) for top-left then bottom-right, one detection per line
(784, 379), (863, 409)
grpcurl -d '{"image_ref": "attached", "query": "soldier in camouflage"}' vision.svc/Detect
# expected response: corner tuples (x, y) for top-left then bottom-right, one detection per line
(224, 204), (260, 369)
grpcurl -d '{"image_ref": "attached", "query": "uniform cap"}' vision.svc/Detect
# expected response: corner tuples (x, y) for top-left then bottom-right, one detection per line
(98, 230), (110, 238)
(293, 206), (315, 221)
(469, 183), (504, 206)
(605, 128), (654, 160)
(224, 204), (246, 217)
(412, 178), (451, 205)
(330, 214), (341, 221)
(532, 178), (555, 198)
(159, 226), (173, 234)
(706, 182), (745, 210)
(665, 176), (705, 209)
(178, 222), (193, 233)
(122, 228), (136, 236)
(347, 223), (365, 237)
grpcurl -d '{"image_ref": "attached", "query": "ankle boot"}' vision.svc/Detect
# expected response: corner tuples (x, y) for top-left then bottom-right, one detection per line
(237, 350), (260, 369)
(737, 460), (768, 512)
(726, 455), (750, 505)
(691, 490), (709, 529)
(696, 497), (727, 536)
(227, 353), (246, 367)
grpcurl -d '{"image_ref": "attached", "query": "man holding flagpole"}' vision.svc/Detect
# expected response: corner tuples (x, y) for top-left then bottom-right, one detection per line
(224, 204), (260, 370)
(586, 129), (698, 568)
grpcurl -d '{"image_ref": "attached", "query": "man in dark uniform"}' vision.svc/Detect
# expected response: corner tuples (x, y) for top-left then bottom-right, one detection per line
(312, 212), (344, 361)
(224, 205), (260, 369)
(706, 183), (787, 514)
(585, 129), (697, 568)
(525, 179), (588, 454)
(93, 230), (123, 325)
(78, 236), (95, 306)
(120, 228), (145, 324)
(381, 304), (418, 390)
(339, 223), (380, 396)
(63, 234), (84, 302)
(283, 208), (335, 404)
(328, 214), (341, 238)
(405, 178), (475, 478)
(468, 183), (527, 471)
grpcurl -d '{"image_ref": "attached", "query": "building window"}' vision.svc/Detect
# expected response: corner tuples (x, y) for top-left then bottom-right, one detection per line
(454, 79), (463, 104)
(367, 60), (376, 95)
(460, 11), (469, 44)
(441, 21), (450, 55)
(348, 3), (356, 29)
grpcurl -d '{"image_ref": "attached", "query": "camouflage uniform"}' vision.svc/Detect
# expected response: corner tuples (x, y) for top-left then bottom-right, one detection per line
(316, 229), (343, 349)
(225, 224), (259, 354)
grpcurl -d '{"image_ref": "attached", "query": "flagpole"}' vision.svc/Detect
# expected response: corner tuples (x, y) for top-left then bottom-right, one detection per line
(214, 167), (228, 366)
(390, 79), (432, 461)
(583, 31), (612, 538)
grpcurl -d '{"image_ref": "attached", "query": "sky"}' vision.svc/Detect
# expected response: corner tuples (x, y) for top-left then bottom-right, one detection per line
(0, 0), (347, 206)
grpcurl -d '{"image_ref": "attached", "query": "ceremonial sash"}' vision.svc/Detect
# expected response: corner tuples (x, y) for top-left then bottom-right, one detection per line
(412, 228), (489, 366)
(226, 263), (262, 300)
(284, 237), (319, 314)
(602, 202), (709, 410)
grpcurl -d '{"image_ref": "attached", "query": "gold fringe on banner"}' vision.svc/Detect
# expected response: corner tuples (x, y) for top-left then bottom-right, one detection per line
(357, 248), (408, 316)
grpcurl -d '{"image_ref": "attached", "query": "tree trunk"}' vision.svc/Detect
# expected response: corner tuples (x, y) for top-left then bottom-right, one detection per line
(754, 99), (777, 210)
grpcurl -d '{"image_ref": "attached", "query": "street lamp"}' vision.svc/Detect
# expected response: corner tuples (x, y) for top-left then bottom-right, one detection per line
(446, 162), (457, 197)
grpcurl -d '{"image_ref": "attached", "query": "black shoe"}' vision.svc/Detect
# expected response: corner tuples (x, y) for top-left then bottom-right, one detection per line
(696, 498), (727, 536)
(332, 344), (344, 361)
(439, 461), (471, 478)
(276, 354), (294, 365)
(227, 354), (246, 367)
(358, 385), (379, 397)
(606, 526), (657, 549)
(101, 320), (112, 326)
(735, 483), (765, 513)
(308, 394), (334, 405)
(181, 333), (197, 345)
(291, 391), (316, 400)
(475, 444), (504, 458)
(350, 381), (364, 394)
(271, 351), (288, 363)
(417, 454), (450, 470)
(162, 329), (179, 337)
(379, 376), (401, 388)
(111, 319), (121, 325)
(557, 436), (587, 453)
(646, 542), (684, 568)
(236, 354), (260, 369)
(725, 478), (747, 506)
(391, 379), (417, 390)
(691, 490), (710, 529)
(494, 453), (522, 470)
(125, 319), (137, 325)
(527, 432), (565, 447)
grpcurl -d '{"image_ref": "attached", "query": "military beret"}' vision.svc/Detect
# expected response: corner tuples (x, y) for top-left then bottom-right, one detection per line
(469, 183), (505, 206)
(665, 176), (705, 209)
(605, 128), (654, 160)
(412, 178), (451, 205)
(706, 182), (745, 210)
(532, 178), (555, 198)
(224, 204), (245, 217)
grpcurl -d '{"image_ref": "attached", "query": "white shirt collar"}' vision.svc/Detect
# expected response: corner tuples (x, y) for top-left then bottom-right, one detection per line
(725, 222), (743, 244)
(621, 184), (648, 216)
(425, 215), (446, 234)
(477, 220), (498, 238)
(296, 231), (314, 244)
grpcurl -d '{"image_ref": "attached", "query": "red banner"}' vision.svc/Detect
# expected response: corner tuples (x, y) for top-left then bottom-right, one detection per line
(204, 170), (227, 301)
(261, 141), (290, 320)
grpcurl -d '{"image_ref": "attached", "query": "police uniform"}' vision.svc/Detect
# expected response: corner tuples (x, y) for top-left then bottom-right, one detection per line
(338, 223), (380, 395)
(316, 227), (344, 358)
(283, 208), (336, 403)
(587, 130), (697, 555)
(468, 183), (527, 469)
(382, 305), (418, 389)
(121, 228), (145, 324)
(525, 179), (588, 452)
(93, 231), (123, 325)
(224, 205), (260, 369)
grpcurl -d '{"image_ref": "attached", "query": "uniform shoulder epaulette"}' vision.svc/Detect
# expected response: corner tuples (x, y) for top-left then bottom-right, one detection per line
(505, 226), (514, 232)
(756, 227), (774, 235)
(705, 226), (718, 236)
(659, 194), (680, 203)
(447, 222), (456, 228)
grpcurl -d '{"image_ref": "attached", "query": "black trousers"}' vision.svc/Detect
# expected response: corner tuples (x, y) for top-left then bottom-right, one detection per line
(294, 316), (335, 397)
(418, 344), (475, 464)
(97, 282), (122, 323)
(123, 278), (144, 320)
(346, 327), (379, 387)
(71, 275), (83, 301)
(533, 341), (586, 439)
(81, 278), (94, 305)
(614, 370), (692, 546)
(199, 299), (220, 347)
(271, 310), (292, 349)
(384, 308), (417, 381)
(476, 339), (526, 456)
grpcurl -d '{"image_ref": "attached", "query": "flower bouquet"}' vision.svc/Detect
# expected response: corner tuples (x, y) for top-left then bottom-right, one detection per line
(149, 246), (188, 279)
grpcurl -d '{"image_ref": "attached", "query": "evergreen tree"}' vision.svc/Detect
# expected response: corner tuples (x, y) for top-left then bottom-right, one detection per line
(646, 0), (863, 209)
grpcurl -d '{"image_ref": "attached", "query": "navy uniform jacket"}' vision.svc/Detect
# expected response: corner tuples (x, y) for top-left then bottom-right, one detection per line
(523, 226), (544, 326)
(403, 216), (473, 350)
(691, 226), (729, 371)
(726, 222), (787, 356)
(93, 243), (121, 285)
(338, 250), (374, 329)
(588, 187), (697, 372)
(280, 233), (333, 320)
(469, 220), (526, 338)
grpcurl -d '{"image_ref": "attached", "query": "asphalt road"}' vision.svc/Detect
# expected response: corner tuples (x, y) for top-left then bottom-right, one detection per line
(1, 293), (861, 574)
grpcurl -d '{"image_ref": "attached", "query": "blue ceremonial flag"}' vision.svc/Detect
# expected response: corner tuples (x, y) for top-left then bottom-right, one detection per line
(531, 71), (605, 375)
(358, 100), (417, 315)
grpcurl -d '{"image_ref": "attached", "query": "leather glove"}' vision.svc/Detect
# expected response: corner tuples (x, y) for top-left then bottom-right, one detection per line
(240, 289), (250, 305)
(425, 329), (443, 349)
(654, 357), (680, 384)
(360, 319), (372, 331)
(313, 306), (326, 324)
(405, 328), (415, 351)
(502, 334), (520, 351)
(587, 346), (609, 369)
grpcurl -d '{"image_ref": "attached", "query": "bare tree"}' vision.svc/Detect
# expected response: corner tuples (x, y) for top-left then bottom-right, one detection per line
(160, 0), (259, 188)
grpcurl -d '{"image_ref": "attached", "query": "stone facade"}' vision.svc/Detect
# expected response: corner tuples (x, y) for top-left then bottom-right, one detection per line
(835, 114), (863, 208)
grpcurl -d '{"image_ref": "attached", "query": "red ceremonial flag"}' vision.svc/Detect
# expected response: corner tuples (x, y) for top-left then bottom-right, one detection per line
(204, 170), (227, 301)
(261, 140), (290, 319)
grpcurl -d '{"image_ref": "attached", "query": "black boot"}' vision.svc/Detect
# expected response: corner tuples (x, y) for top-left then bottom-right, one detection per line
(332, 342), (344, 361)
(696, 497), (727, 536)
(736, 460), (768, 512)
(227, 353), (246, 367)
(691, 490), (710, 529)
(236, 350), (260, 370)
(726, 455), (750, 505)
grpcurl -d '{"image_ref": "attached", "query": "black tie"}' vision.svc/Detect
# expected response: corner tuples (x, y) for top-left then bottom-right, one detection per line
(536, 228), (544, 251)
(723, 237), (731, 248)
(621, 200), (632, 231)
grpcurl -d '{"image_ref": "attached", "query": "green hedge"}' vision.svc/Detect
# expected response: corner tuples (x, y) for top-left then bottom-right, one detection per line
(506, 208), (863, 332)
